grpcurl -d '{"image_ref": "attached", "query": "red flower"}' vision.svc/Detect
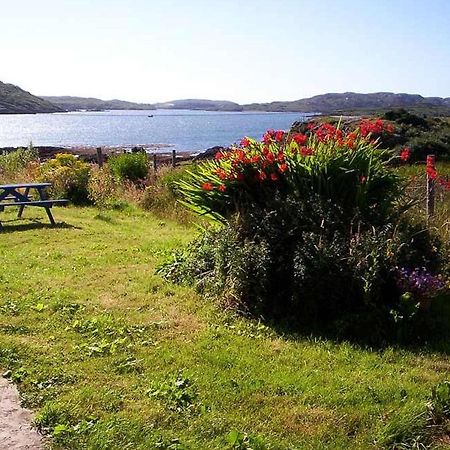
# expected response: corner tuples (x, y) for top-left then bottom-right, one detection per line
(215, 151), (224, 160)
(236, 173), (245, 182)
(360, 175), (367, 184)
(240, 137), (250, 148)
(278, 163), (288, 173)
(257, 171), (267, 181)
(426, 166), (438, 180)
(270, 172), (279, 181)
(215, 168), (228, 180)
(263, 129), (275, 144)
(275, 130), (285, 142)
(300, 146), (313, 157)
(359, 118), (384, 137)
(400, 147), (411, 162)
(386, 123), (394, 133)
(293, 133), (308, 145)
(250, 155), (261, 163)
(218, 184), (226, 192)
(426, 155), (437, 180)
(266, 152), (275, 163)
(202, 182), (214, 191)
(277, 152), (285, 163)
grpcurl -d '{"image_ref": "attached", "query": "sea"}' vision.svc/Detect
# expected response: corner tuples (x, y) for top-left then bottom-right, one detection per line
(0, 109), (313, 153)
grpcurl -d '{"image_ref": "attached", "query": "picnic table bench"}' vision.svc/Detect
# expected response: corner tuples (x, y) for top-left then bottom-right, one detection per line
(0, 183), (68, 229)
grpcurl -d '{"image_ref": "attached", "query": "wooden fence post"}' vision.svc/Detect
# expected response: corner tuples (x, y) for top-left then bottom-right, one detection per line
(96, 147), (104, 167)
(153, 154), (157, 172)
(426, 154), (435, 220)
(172, 149), (176, 168)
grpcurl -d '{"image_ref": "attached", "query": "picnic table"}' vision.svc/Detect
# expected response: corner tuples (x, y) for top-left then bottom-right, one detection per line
(0, 183), (68, 229)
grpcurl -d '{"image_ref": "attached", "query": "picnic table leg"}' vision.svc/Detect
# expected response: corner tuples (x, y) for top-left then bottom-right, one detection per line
(17, 187), (30, 218)
(37, 186), (56, 226)
(45, 207), (56, 225)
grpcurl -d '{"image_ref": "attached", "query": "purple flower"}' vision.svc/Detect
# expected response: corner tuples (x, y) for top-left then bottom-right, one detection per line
(396, 267), (445, 302)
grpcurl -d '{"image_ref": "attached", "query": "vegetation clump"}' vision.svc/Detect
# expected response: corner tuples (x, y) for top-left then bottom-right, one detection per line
(161, 121), (448, 343)
(108, 152), (149, 183)
(39, 153), (91, 204)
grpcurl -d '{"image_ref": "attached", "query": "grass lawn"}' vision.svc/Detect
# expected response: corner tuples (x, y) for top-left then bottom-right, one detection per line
(0, 206), (449, 449)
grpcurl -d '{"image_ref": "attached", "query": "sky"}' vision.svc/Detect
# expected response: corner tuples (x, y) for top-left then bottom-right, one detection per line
(1, 0), (449, 104)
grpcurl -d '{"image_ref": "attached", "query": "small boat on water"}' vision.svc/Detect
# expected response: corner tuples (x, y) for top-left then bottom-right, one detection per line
(148, 115), (154, 118)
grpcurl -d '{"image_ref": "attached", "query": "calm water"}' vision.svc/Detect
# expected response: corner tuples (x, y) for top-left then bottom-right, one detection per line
(0, 109), (312, 152)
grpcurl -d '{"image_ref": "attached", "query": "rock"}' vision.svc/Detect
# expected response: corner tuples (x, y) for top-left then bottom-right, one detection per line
(193, 146), (228, 162)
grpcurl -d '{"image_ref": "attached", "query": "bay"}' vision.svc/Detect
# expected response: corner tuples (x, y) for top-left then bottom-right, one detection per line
(0, 109), (312, 152)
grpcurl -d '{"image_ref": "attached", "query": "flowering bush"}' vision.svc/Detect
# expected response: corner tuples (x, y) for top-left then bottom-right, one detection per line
(178, 120), (403, 227)
(396, 267), (445, 309)
(40, 153), (91, 204)
(165, 120), (447, 342)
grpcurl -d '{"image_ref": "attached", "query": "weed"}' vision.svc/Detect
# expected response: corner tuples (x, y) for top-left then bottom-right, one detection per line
(148, 373), (199, 413)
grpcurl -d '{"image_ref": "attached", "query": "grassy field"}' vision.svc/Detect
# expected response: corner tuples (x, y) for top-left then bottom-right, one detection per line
(1, 206), (449, 449)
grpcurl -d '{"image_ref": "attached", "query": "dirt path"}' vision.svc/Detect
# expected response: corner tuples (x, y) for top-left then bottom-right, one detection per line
(0, 377), (43, 449)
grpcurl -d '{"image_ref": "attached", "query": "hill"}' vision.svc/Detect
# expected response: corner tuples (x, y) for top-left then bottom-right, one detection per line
(42, 96), (156, 111)
(153, 99), (243, 112)
(244, 92), (450, 115)
(0, 81), (62, 114)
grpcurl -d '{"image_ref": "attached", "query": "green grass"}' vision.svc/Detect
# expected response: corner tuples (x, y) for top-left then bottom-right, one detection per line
(0, 206), (449, 449)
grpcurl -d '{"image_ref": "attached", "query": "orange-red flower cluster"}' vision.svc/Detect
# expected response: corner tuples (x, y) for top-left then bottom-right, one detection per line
(425, 155), (450, 191)
(400, 147), (411, 162)
(312, 123), (343, 143)
(263, 129), (285, 144)
(206, 142), (290, 191)
(426, 155), (438, 180)
(359, 119), (385, 137)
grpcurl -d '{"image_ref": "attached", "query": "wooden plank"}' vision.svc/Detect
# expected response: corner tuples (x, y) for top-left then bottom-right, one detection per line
(17, 187), (31, 218)
(0, 183), (52, 189)
(0, 200), (68, 207)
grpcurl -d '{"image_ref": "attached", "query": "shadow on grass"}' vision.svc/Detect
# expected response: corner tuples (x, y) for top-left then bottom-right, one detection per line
(0, 217), (80, 233)
(262, 294), (450, 356)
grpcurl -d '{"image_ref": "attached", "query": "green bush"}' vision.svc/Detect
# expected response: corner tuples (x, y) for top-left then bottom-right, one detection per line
(161, 122), (446, 341)
(0, 146), (39, 181)
(40, 153), (91, 204)
(108, 152), (149, 183)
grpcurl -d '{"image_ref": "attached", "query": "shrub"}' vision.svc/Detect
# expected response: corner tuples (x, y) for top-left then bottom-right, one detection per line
(40, 153), (91, 204)
(0, 146), (39, 182)
(162, 122), (447, 341)
(108, 152), (149, 183)
(88, 166), (119, 208)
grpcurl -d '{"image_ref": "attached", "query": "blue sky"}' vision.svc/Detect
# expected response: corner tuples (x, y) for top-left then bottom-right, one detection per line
(1, 0), (449, 103)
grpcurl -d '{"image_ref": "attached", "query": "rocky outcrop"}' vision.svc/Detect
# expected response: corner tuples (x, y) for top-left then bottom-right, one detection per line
(193, 146), (228, 161)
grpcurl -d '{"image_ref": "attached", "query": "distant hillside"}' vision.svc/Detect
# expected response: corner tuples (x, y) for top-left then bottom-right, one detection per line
(244, 92), (450, 114)
(42, 96), (156, 111)
(154, 99), (243, 112)
(0, 81), (61, 114)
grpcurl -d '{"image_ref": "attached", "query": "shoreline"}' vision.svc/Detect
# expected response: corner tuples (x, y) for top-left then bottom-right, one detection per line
(0, 145), (199, 163)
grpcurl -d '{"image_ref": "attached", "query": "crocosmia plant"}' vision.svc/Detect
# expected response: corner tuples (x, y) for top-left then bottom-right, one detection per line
(177, 120), (403, 225)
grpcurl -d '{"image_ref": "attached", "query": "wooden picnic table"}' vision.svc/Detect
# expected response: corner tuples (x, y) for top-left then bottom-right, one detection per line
(0, 182), (68, 229)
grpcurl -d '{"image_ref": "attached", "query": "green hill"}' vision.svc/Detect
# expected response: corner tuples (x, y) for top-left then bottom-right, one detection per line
(42, 96), (156, 111)
(0, 81), (61, 114)
(244, 92), (450, 115)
